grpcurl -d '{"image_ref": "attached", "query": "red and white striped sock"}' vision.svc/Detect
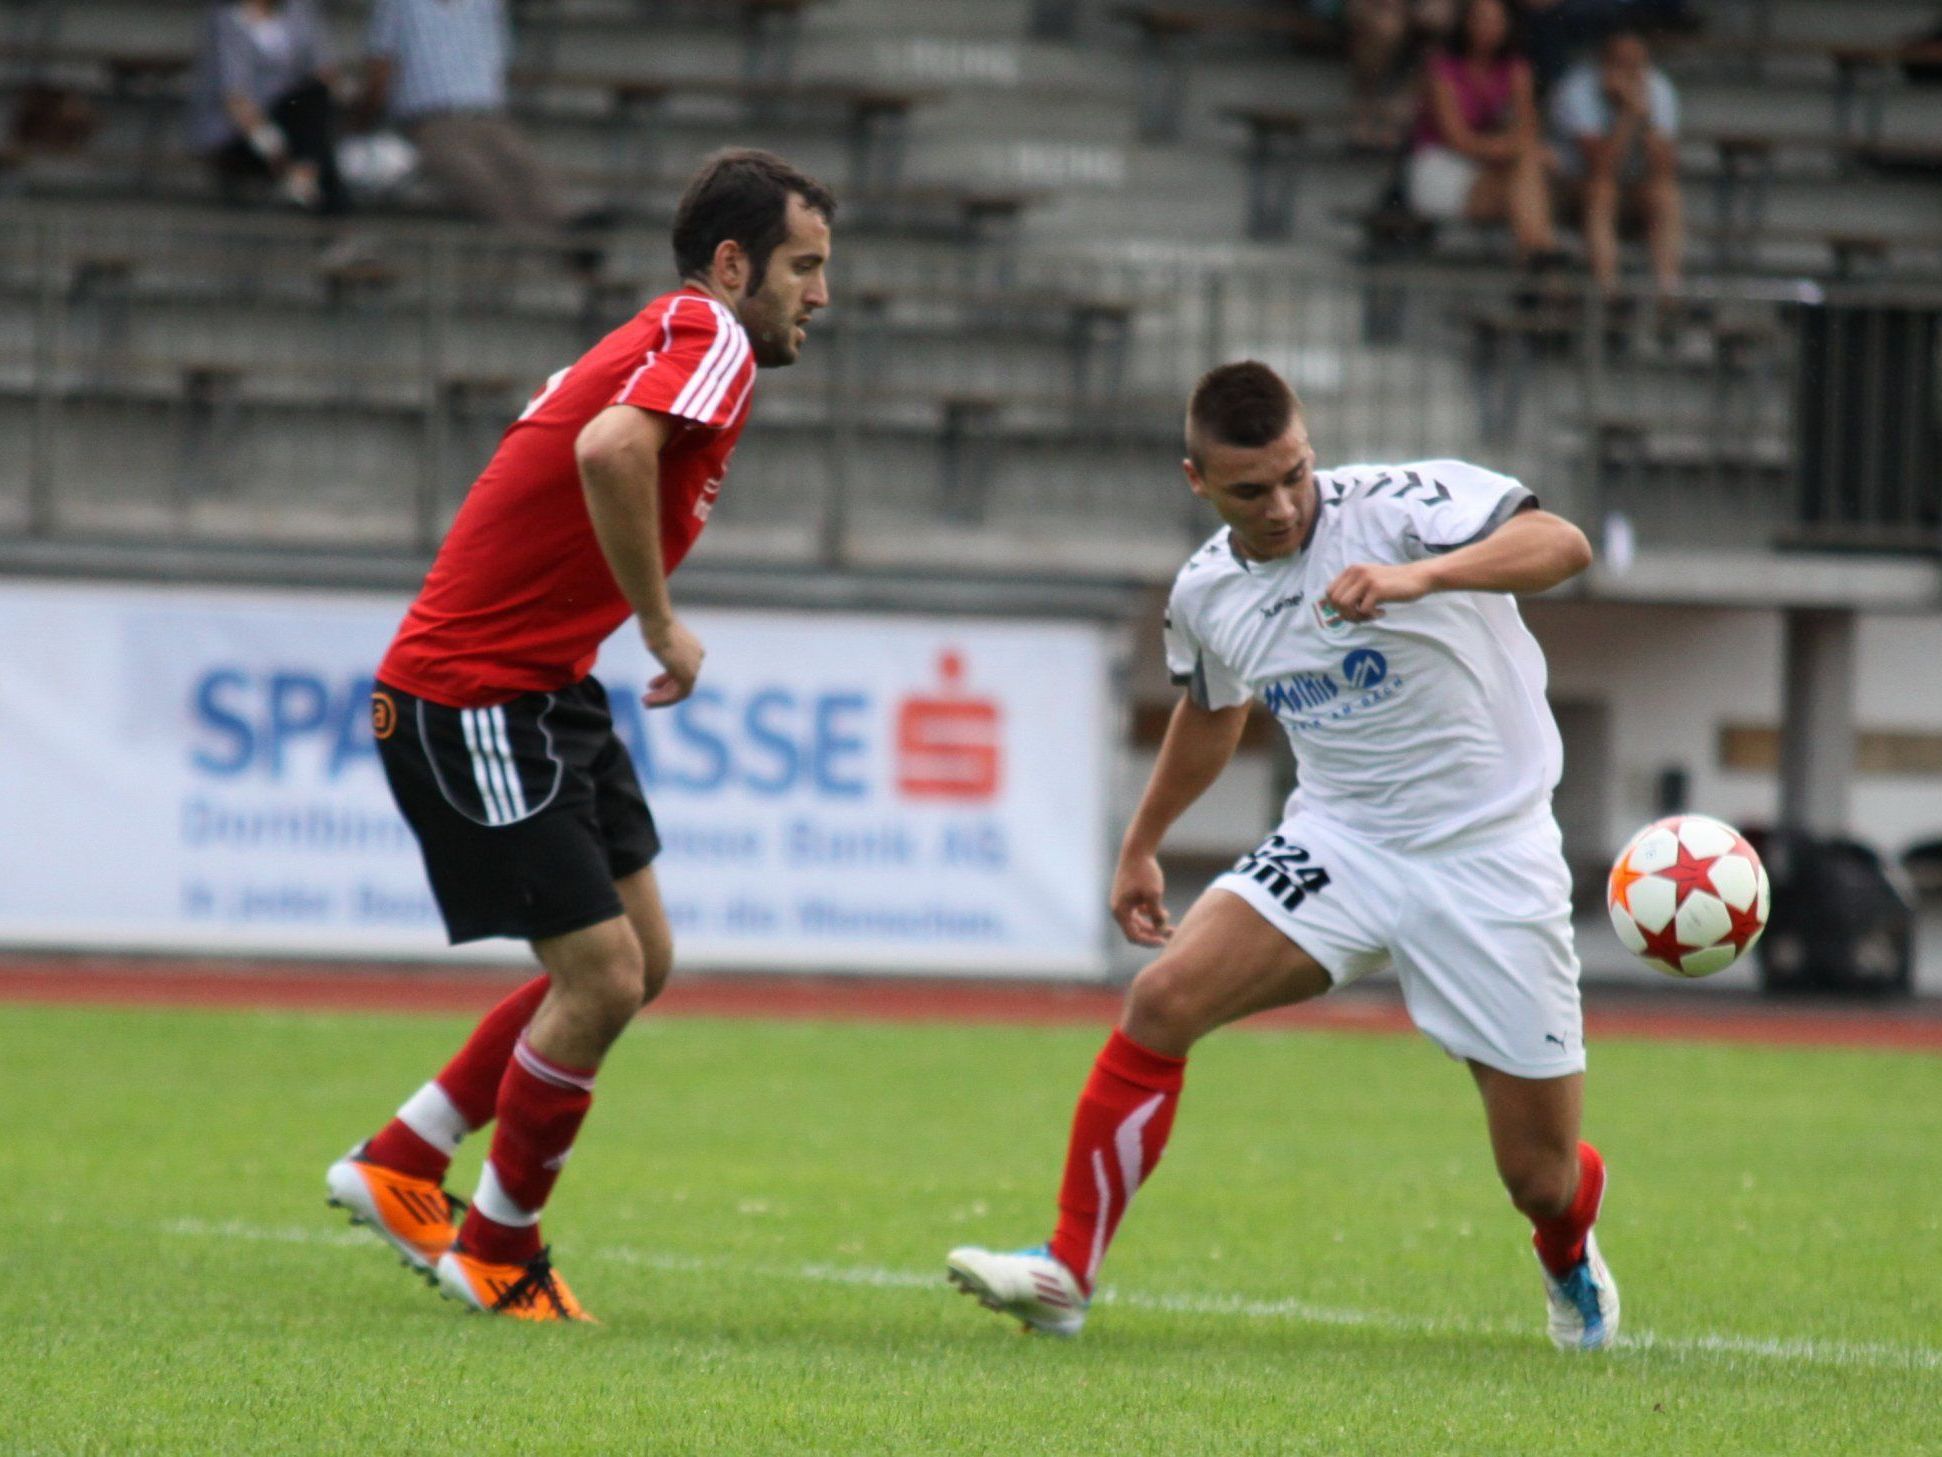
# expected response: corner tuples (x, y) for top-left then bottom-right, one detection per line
(362, 975), (550, 1182)
(458, 1033), (596, 1267)
(1532, 1141), (1607, 1276)
(1046, 1028), (1187, 1296)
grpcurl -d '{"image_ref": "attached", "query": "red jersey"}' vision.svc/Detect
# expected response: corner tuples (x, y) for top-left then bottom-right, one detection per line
(379, 287), (755, 706)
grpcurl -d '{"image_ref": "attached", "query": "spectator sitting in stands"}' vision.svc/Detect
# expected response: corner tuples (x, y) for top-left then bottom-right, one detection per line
(1407, 0), (1561, 268)
(187, 0), (349, 214)
(1549, 24), (1682, 300)
(1344, 0), (1456, 151)
(362, 0), (588, 257)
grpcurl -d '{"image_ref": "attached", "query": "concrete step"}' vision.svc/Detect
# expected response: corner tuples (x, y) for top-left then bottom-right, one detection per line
(815, 0), (1036, 45)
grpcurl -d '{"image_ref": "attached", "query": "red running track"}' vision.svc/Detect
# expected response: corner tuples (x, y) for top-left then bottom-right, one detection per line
(2, 954), (1938, 1052)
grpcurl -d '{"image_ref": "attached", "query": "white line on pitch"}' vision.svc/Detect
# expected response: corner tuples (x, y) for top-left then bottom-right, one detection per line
(157, 1217), (1940, 1374)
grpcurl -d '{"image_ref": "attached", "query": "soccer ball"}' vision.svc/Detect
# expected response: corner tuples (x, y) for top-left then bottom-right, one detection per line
(1607, 815), (1771, 978)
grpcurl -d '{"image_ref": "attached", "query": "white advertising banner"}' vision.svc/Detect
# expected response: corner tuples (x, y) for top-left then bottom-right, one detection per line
(0, 581), (1114, 976)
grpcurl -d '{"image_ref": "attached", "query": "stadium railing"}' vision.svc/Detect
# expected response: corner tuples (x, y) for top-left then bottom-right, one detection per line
(3, 205), (1938, 580)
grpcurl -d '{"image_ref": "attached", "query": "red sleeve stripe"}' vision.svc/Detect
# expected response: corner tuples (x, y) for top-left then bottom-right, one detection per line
(669, 302), (751, 424)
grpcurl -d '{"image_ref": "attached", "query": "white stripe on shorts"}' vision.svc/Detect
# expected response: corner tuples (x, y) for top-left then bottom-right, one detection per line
(460, 708), (510, 825)
(488, 705), (527, 819)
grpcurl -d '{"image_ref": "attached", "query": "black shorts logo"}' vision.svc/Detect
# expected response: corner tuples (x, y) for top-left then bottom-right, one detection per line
(1233, 833), (1331, 915)
(371, 691), (398, 741)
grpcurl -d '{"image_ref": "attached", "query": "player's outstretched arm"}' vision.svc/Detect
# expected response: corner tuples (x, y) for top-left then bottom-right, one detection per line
(1324, 508), (1592, 622)
(576, 404), (704, 707)
(1113, 696), (1252, 946)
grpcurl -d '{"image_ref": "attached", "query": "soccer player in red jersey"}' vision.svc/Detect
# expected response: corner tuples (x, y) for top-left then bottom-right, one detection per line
(326, 149), (833, 1321)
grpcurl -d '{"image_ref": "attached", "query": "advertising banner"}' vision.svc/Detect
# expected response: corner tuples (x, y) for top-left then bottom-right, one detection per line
(0, 582), (1114, 976)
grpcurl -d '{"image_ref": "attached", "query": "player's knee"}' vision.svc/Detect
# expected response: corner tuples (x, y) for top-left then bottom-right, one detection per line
(1124, 960), (1211, 1048)
(579, 946), (647, 1035)
(1501, 1156), (1575, 1220)
(638, 945), (672, 1007)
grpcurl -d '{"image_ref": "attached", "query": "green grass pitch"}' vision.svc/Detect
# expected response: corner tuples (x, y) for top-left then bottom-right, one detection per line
(3, 1001), (1937, 1455)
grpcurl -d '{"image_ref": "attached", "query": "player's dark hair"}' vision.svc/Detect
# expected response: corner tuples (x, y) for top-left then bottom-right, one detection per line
(672, 149), (835, 293)
(1187, 361), (1302, 464)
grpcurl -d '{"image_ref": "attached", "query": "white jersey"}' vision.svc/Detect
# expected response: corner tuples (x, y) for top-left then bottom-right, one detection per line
(1164, 458), (1562, 852)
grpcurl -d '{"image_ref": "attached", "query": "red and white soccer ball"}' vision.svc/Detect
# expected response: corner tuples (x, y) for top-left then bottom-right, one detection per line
(1607, 814), (1771, 978)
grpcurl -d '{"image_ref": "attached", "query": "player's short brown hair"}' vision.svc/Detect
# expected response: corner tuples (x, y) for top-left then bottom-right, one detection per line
(1186, 361), (1303, 465)
(672, 149), (836, 292)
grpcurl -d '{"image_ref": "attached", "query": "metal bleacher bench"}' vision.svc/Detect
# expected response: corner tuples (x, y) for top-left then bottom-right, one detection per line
(1685, 128), (1942, 271)
(514, 67), (938, 192)
(1218, 104), (1364, 240)
(0, 41), (937, 196)
(839, 283), (1139, 399)
(1672, 34), (1942, 144)
(565, 174), (1048, 281)
(40, 0), (828, 85)
(509, 0), (826, 83)
(1688, 222), (1942, 280)
(1110, 4), (1344, 142)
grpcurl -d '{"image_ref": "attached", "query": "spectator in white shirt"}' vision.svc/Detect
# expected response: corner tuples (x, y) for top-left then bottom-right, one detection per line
(1549, 25), (1682, 297)
(362, 0), (572, 247)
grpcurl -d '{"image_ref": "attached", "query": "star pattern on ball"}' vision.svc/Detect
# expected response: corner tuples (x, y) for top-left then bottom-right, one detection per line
(1634, 912), (1692, 966)
(1608, 853), (1650, 913)
(1609, 818), (1768, 978)
(1722, 878), (1766, 950)
(1657, 838), (1720, 907)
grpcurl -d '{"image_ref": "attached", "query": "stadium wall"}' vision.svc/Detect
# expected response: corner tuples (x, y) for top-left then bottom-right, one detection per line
(1530, 600), (1942, 866)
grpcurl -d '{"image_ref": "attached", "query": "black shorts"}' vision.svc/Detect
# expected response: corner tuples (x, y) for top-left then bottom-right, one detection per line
(372, 676), (659, 944)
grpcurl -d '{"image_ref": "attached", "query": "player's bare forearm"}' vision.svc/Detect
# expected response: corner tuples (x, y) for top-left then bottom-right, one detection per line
(1121, 697), (1251, 859)
(1417, 509), (1592, 595)
(1326, 510), (1591, 621)
(577, 406), (675, 628)
(1113, 696), (1249, 945)
(577, 405), (703, 704)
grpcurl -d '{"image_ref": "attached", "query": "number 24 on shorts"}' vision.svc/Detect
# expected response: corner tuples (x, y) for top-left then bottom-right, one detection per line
(1233, 834), (1331, 915)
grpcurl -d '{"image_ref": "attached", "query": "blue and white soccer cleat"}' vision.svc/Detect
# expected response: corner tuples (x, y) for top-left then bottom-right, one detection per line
(1538, 1228), (1620, 1351)
(946, 1244), (1089, 1337)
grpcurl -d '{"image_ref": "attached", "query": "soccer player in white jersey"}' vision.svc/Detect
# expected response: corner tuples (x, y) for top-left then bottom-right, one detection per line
(947, 360), (1615, 1351)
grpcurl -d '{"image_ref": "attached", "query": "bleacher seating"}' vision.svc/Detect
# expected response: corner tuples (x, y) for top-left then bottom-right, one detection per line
(2, 0), (1940, 574)
(1109, 3), (1344, 140)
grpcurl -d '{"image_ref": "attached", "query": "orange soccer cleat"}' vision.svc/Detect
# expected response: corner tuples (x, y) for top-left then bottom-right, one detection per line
(325, 1145), (463, 1277)
(436, 1246), (597, 1323)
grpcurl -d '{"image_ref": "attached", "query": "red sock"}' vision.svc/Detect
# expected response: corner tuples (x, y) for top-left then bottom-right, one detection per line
(1046, 1028), (1187, 1295)
(1532, 1141), (1606, 1276)
(363, 975), (550, 1181)
(459, 1034), (596, 1267)
(436, 975), (554, 1127)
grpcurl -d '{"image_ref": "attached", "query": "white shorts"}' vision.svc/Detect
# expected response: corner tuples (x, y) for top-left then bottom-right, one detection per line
(1406, 145), (1480, 221)
(1210, 811), (1585, 1078)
